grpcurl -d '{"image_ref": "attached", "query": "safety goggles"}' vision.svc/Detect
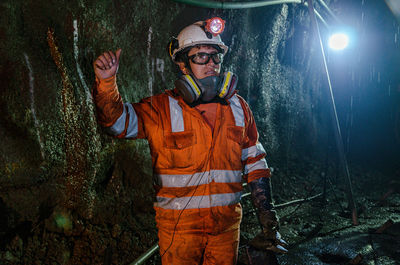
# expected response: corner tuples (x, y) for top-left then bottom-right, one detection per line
(188, 52), (223, 65)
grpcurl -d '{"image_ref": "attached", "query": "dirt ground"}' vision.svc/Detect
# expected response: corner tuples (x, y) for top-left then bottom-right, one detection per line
(238, 163), (400, 265)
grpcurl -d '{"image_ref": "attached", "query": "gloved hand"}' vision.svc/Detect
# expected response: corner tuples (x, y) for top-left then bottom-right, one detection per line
(250, 210), (288, 254)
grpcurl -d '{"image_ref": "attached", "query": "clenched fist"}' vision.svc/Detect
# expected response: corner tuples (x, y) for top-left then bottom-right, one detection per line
(93, 49), (122, 80)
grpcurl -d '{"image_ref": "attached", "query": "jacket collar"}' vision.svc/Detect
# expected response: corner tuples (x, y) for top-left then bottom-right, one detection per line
(165, 88), (233, 108)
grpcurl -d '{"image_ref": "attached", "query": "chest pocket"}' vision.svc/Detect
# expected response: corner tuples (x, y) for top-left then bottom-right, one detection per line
(226, 126), (245, 165)
(163, 130), (197, 169)
(227, 126), (245, 144)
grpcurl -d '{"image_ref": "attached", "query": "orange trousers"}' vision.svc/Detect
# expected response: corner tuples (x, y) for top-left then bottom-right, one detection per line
(158, 227), (240, 265)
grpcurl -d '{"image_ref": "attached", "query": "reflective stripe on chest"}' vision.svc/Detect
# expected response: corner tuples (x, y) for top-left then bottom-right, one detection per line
(169, 97), (184, 132)
(168, 95), (245, 131)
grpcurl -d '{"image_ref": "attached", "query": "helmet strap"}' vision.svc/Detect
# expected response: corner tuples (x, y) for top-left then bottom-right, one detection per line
(183, 54), (192, 74)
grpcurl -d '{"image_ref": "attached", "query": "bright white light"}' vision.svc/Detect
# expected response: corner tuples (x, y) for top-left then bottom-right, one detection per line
(210, 21), (222, 33)
(329, 33), (349, 50)
(210, 20), (223, 34)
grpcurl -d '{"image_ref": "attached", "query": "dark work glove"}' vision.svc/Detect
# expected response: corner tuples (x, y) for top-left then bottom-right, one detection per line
(249, 177), (288, 254)
(250, 210), (288, 254)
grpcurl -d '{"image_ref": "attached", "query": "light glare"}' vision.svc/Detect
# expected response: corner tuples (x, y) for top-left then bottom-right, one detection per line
(206, 17), (225, 36)
(210, 21), (222, 34)
(329, 33), (349, 50)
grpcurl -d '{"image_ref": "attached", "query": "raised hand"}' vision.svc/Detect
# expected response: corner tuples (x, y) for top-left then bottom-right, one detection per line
(93, 49), (122, 80)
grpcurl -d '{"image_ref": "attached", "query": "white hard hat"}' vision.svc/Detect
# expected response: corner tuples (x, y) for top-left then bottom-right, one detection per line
(169, 19), (229, 62)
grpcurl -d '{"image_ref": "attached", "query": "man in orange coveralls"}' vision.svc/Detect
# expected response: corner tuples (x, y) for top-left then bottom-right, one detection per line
(93, 17), (287, 265)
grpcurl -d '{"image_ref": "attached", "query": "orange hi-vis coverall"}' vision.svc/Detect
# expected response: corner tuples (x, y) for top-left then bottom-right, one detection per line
(94, 76), (271, 265)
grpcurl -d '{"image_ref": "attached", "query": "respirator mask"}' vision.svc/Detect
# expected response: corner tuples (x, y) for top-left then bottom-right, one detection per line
(174, 71), (238, 104)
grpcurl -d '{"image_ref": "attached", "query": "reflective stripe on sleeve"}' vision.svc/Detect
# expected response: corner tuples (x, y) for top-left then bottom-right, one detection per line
(169, 96), (184, 132)
(155, 191), (242, 210)
(242, 142), (266, 161)
(108, 103), (138, 138)
(126, 104), (139, 138)
(244, 158), (268, 175)
(228, 95), (245, 127)
(156, 170), (242, 188)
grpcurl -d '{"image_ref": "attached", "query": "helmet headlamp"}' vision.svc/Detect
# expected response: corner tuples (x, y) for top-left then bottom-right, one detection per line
(169, 18), (229, 62)
(205, 17), (225, 36)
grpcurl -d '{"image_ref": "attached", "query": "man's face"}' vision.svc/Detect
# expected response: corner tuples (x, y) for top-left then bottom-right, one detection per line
(187, 46), (222, 79)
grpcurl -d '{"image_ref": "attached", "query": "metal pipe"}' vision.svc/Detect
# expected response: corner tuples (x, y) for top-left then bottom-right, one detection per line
(172, 0), (329, 28)
(172, 0), (302, 9)
(303, 2), (329, 28)
(130, 244), (159, 265)
(242, 192), (323, 209)
(316, 0), (340, 23)
(306, 0), (358, 226)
